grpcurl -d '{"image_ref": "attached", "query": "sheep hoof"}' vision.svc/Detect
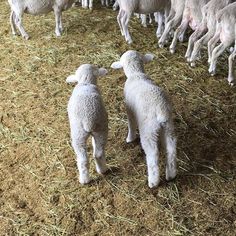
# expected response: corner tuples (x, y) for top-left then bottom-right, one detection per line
(190, 62), (196, 67)
(23, 34), (30, 40)
(127, 39), (133, 44)
(169, 48), (175, 54)
(158, 42), (164, 48)
(208, 68), (215, 76)
(166, 169), (177, 181)
(79, 176), (90, 185)
(148, 179), (160, 188)
(126, 135), (136, 143)
(228, 77), (235, 86)
(186, 57), (191, 62)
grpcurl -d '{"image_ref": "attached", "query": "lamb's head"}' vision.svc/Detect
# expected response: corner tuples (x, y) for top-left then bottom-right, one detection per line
(111, 50), (154, 75)
(66, 64), (108, 85)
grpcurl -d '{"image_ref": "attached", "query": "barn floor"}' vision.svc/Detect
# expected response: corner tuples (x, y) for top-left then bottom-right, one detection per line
(0, 1), (236, 235)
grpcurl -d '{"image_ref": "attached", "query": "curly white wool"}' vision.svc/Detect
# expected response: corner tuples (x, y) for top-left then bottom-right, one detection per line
(67, 64), (108, 184)
(111, 50), (177, 188)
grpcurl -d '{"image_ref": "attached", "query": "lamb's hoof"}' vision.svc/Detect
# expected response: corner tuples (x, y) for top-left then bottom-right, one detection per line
(228, 77), (235, 86)
(158, 42), (164, 48)
(127, 39), (133, 44)
(97, 167), (108, 175)
(55, 31), (62, 37)
(190, 61), (196, 67)
(126, 136), (136, 143)
(148, 179), (160, 188)
(169, 48), (175, 54)
(186, 57), (191, 62)
(79, 176), (90, 185)
(209, 68), (215, 76)
(166, 169), (177, 181)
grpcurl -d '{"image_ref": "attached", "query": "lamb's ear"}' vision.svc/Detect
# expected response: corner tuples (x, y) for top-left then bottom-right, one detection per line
(66, 75), (78, 83)
(142, 53), (155, 63)
(98, 68), (108, 77)
(111, 61), (123, 69)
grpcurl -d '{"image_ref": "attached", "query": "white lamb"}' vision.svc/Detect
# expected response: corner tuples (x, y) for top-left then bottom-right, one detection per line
(67, 64), (109, 184)
(111, 50), (177, 188)
(8, 0), (75, 39)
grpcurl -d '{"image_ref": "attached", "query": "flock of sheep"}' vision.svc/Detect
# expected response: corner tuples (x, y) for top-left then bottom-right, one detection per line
(6, 0), (235, 188)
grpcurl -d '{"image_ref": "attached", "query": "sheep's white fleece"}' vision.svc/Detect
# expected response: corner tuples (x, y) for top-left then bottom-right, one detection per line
(111, 50), (177, 188)
(67, 64), (108, 184)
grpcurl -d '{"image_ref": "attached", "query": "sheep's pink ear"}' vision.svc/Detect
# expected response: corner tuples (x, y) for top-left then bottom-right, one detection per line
(111, 61), (123, 69)
(142, 53), (154, 63)
(98, 68), (108, 77)
(66, 75), (78, 83)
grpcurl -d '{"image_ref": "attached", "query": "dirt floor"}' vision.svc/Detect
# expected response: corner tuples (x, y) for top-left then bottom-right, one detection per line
(0, 1), (236, 235)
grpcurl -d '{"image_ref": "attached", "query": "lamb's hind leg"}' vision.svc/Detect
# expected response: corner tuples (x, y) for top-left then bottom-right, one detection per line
(71, 128), (90, 184)
(162, 121), (177, 181)
(126, 108), (137, 143)
(10, 11), (18, 36)
(140, 125), (161, 188)
(13, 9), (29, 39)
(92, 131), (108, 175)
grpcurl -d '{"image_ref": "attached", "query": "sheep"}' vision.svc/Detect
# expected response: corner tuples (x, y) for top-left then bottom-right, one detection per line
(158, 0), (186, 48)
(8, 0), (75, 39)
(187, 0), (233, 67)
(208, 2), (236, 76)
(111, 50), (177, 188)
(169, 0), (210, 54)
(116, 0), (171, 44)
(67, 64), (109, 184)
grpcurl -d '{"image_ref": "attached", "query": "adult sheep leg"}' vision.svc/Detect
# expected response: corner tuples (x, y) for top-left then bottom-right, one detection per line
(10, 11), (18, 36)
(169, 20), (189, 54)
(158, 14), (181, 48)
(117, 9), (125, 36)
(92, 131), (108, 175)
(12, 10), (29, 39)
(209, 42), (231, 75)
(54, 7), (63, 36)
(228, 49), (236, 86)
(189, 30), (213, 67)
(156, 12), (165, 39)
(207, 24), (221, 64)
(121, 12), (132, 44)
(162, 122), (177, 181)
(71, 129), (90, 184)
(140, 125), (161, 188)
(185, 24), (207, 62)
